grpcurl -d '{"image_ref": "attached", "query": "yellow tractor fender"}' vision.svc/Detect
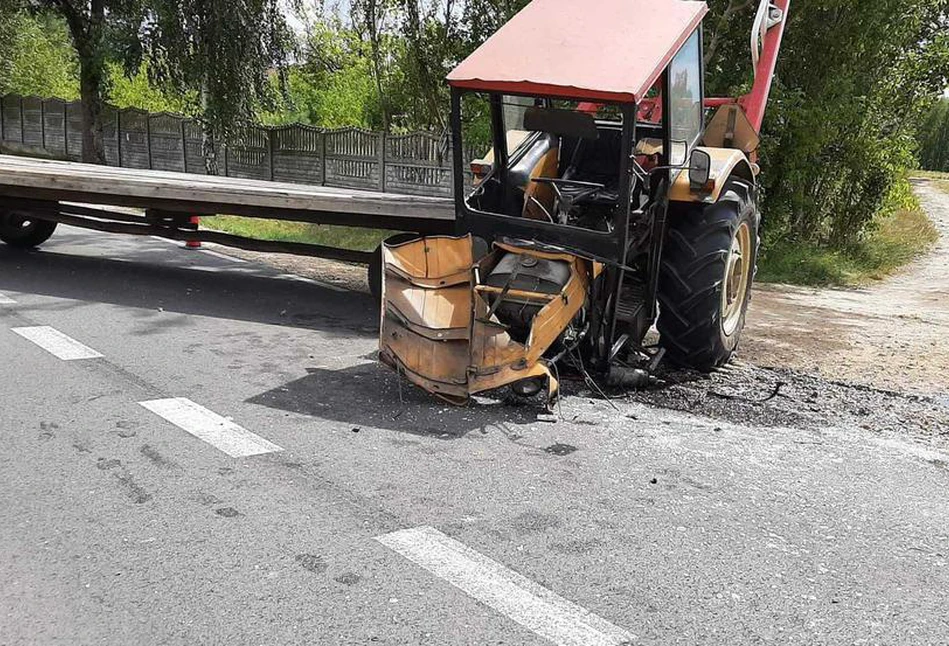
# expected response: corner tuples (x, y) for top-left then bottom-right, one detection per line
(668, 147), (757, 205)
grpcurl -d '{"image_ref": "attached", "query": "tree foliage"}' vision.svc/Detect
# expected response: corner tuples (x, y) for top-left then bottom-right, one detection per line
(272, 0), (527, 133)
(0, 8), (79, 99)
(705, 0), (949, 246)
(918, 97), (949, 172)
(4, 0), (293, 164)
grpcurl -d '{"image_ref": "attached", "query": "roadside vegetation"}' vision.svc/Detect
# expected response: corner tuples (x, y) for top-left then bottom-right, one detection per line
(918, 98), (949, 174)
(758, 201), (939, 286)
(1, 0), (948, 287)
(202, 216), (392, 253)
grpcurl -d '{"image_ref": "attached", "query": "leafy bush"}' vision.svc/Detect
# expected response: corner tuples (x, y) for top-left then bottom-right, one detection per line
(706, 0), (949, 248)
(0, 11), (78, 99)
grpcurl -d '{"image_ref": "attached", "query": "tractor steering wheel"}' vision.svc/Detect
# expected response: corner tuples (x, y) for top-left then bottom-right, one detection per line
(530, 178), (606, 224)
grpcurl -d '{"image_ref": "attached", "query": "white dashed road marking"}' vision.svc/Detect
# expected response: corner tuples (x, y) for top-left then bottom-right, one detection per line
(0, 293), (15, 304)
(12, 326), (103, 360)
(139, 397), (283, 458)
(376, 526), (635, 646)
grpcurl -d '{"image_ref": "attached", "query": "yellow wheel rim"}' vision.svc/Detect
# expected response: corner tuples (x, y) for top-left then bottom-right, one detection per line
(721, 221), (752, 336)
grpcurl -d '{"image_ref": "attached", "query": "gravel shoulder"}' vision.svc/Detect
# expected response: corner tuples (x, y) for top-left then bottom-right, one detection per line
(741, 179), (949, 397)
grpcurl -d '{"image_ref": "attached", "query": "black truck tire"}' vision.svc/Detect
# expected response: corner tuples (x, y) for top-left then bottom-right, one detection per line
(368, 233), (419, 302)
(0, 210), (58, 248)
(657, 185), (759, 372)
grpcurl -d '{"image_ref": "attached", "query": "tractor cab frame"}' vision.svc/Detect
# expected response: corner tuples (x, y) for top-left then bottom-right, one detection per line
(446, 23), (710, 372)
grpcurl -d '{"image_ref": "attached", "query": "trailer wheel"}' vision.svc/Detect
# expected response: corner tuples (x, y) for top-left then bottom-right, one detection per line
(0, 210), (58, 249)
(368, 233), (419, 302)
(657, 186), (759, 372)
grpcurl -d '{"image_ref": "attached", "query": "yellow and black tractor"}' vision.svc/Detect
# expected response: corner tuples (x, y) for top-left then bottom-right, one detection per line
(378, 0), (790, 406)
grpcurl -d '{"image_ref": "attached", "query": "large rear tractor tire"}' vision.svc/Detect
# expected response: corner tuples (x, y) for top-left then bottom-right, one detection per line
(0, 209), (58, 249)
(657, 185), (759, 372)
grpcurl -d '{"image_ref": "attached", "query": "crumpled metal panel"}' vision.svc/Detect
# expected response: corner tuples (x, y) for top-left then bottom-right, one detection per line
(379, 235), (592, 406)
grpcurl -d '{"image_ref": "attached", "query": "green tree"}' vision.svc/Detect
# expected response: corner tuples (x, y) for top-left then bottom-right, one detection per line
(0, 8), (79, 98)
(918, 97), (949, 171)
(705, 0), (949, 246)
(8, 0), (292, 165)
(260, 23), (382, 129)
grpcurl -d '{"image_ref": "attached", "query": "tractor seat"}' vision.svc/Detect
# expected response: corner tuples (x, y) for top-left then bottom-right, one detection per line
(634, 138), (663, 156)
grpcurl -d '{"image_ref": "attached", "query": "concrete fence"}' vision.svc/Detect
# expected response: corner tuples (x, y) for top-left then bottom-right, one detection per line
(0, 94), (466, 198)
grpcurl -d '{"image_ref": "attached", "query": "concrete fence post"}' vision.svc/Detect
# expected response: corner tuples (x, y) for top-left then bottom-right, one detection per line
(116, 110), (123, 167)
(378, 132), (386, 192)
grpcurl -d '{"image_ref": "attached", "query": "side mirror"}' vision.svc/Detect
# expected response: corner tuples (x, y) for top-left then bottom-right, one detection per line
(688, 149), (712, 190)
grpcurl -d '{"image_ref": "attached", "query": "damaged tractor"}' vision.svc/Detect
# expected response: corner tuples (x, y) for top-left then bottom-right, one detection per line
(379, 0), (790, 406)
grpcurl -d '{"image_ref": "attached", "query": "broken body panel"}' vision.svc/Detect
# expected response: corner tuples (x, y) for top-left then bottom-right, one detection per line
(379, 235), (599, 405)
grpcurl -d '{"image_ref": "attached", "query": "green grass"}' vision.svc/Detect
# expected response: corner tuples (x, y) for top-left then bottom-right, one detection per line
(201, 215), (396, 252)
(757, 206), (939, 286)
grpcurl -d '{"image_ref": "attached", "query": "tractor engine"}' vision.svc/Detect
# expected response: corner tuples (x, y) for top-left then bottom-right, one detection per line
(484, 252), (579, 344)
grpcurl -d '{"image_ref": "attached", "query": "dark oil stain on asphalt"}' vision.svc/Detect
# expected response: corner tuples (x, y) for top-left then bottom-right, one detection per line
(296, 554), (328, 573)
(39, 421), (59, 440)
(73, 441), (91, 454)
(117, 472), (152, 504)
(97, 458), (122, 470)
(193, 491), (223, 506)
(334, 572), (361, 585)
(511, 510), (562, 534)
(544, 443), (577, 456)
(93, 457), (152, 503)
(140, 444), (175, 468)
(114, 420), (138, 438)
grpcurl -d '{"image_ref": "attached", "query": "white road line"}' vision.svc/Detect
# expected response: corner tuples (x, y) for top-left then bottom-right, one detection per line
(0, 293), (15, 305)
(139, 397), (283, 458)
(11, 326), (103, 360)
(376, 526), (634, 646)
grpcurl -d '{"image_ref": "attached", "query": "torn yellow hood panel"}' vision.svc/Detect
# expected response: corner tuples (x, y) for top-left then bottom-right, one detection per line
(379, 235), (591, 405)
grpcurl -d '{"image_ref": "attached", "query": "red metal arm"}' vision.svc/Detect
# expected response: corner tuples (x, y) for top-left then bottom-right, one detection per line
(739, 0), (791, 133)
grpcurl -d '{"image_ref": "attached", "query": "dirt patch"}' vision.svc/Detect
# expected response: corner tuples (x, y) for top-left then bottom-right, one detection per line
(740, 179), (949, 396)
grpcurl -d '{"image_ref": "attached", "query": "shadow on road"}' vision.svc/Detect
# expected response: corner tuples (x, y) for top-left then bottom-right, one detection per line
(247, 361), (544, 437)
(0, 244), (377, 338)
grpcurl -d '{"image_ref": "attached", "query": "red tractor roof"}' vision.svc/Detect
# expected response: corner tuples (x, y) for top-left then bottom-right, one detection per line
(447, 0), (708, 103)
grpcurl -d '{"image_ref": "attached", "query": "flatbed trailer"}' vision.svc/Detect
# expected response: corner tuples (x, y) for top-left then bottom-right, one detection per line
(0, 154), (455, 270)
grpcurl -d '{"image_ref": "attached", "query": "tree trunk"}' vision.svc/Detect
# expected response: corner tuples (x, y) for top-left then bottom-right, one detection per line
(78, 56), (106, 164)
(200, 85), (219, 176)
(59, 0), (107, 164)
(365, 0), (390, 133)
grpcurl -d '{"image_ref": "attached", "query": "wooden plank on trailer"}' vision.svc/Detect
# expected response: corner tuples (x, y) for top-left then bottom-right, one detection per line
(0, 154), (455, 222)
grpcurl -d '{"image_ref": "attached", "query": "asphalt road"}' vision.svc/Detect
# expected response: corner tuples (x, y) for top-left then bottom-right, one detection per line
(2, 226), (948, 646)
